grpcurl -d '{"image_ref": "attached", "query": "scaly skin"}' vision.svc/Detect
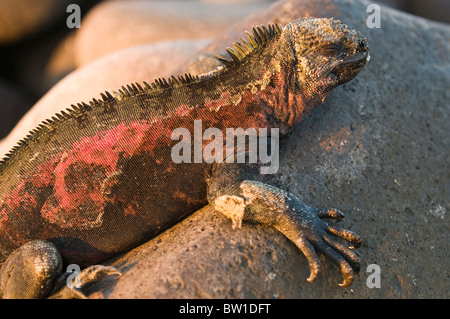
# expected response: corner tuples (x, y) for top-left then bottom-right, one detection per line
(0, 18), (369, 298)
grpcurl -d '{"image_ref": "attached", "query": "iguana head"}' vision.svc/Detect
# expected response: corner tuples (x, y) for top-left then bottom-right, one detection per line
(284, 17), (370, 98)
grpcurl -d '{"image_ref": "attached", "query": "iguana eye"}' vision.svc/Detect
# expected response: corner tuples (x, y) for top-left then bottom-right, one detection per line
(358, 41), (366, 50)
(320, 43), (343, 56)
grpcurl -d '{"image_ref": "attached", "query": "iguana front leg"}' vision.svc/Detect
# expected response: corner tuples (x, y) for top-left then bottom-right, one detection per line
(208, 161), (361, 287)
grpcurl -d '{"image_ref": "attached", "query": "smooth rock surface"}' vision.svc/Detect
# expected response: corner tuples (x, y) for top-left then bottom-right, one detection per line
(410, 0), (450, 23)
(74, 0), (272, 66)
(81, 0), (449, 298)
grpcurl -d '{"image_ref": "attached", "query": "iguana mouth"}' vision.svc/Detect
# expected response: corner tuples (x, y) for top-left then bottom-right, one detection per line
(333, 50), (370, 84)
(343, 51), (370, 69)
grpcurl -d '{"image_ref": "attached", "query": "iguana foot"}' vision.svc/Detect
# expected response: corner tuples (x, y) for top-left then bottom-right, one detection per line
(0, 240), (120, 299)
(211, 180), (361, 287)
(277, 207), (361, 287)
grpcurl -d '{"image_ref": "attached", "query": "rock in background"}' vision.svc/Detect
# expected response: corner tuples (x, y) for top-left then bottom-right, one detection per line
(0, 0), (76, 45)
(0, 79), (32, 139)
(0, 0), (97, 138)
(73, 0), (273, 67)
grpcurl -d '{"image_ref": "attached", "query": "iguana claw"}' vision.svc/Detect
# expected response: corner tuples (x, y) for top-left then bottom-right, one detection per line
(277, 207), (361, 287)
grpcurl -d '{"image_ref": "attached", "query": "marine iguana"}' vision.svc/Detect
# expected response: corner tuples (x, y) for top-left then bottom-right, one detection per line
(0, 17), (369, 298)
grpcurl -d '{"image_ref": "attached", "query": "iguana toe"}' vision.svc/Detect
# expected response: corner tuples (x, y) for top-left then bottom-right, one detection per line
(326, 224), (362, 249)
(51, 264), (121, 299)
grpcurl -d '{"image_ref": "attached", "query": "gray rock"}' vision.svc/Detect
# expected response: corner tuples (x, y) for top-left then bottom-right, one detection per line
(410, 0), (450, 24)
(82, 0), (449, 298)
(375, 0), (450, 23)
(373, 0), (409, 11)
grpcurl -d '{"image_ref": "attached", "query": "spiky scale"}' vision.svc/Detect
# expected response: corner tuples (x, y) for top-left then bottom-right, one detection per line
(143, 81), (151, 90)
(256, 26), (266, 42)
(245, 30), (258, 48)
(125, 85), (133, 95)
(274, 23), (282, 34)
(134, 82), (143, 92)
(234, 42), (248, 56)
(226, 47), (241, 62)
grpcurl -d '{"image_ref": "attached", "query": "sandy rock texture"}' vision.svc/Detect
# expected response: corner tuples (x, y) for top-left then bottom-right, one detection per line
(80, 0), (449, 298)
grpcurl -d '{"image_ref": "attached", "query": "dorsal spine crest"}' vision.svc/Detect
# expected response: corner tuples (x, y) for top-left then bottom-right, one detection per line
(217, 23), (282, 67)
(0, 23), (282, 173)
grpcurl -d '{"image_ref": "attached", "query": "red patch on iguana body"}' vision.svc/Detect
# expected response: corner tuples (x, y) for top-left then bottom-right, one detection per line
(40, 121), (153, 228)
(1, 76), (275, 234)
(175, 104), (192, 116)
